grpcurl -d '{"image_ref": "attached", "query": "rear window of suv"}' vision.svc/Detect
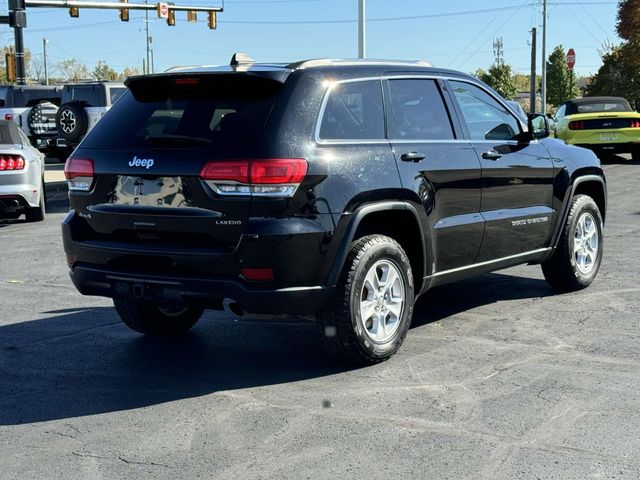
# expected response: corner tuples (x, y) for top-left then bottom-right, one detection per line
(81, 75), (282, 149)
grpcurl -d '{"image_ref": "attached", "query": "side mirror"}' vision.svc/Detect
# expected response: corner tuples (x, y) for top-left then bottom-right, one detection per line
(527, 113), (550, 140)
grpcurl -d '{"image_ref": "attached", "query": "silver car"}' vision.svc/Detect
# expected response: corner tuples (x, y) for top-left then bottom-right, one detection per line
(0, 120), (46, 222)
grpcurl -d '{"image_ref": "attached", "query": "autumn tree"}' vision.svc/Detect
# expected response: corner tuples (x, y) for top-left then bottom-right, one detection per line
(588, 0), (640, 106)
(93, 60), (118, 81)
(56, 59), (90, 81)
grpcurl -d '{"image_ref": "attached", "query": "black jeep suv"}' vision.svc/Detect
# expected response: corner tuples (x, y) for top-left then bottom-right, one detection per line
(62, 56), (606, 365)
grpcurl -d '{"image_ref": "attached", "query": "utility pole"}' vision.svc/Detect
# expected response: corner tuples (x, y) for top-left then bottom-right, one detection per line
(358, 0), (365, 59)
(529, 28), (536, 114)
(145, 0), (151, 74)
(541, 0), (547, 114)
(43, 37), (49, 85)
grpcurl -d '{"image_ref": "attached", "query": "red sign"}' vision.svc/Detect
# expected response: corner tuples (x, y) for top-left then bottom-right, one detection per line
(566, 48), (576, 70)
(158, 2), (169, 19)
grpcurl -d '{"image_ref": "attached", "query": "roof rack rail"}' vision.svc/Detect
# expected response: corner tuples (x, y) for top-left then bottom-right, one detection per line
(288, 58), (433, 70)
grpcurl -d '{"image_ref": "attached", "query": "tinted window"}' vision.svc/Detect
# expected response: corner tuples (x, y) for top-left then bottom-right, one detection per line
(450, 81), (520, 141)
(63, 86), (104, 107)
(555, 104), (566, 119)
(81, 75), (282, 149)
(6, 88), (62, 108)
(388, 79), (454, 140)
(109, 87), (126, 105)
(319, 80), (384, 140)
(575, 101), (631, 113)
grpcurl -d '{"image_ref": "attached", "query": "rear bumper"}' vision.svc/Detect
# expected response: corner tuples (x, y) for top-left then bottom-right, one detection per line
(62, 210), (338, 315)
(0, 171), (40, 208)
(575, 142), (640, 154)
(69, 264), (333, 315)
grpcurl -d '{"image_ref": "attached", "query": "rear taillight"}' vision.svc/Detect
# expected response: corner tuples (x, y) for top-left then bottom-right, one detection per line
(64, 157), (94, 192)
(0, 155), (25, 171)
(630, 119), (640, 128)
(200, 158), (308, 197)
(4, 114), (12, 121)
(569, 121), (585, 130)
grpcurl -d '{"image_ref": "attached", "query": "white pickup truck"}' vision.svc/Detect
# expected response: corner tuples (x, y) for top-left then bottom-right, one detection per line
(0, 85), (63, 154)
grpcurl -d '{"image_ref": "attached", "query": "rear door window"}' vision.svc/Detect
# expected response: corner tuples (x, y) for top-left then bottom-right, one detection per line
(81, 75), (282, 149)
(318, 80), (384, 141)
(387, 79), (454, 140)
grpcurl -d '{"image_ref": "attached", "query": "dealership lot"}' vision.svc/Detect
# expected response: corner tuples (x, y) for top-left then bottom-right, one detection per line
(0, 158), (639, 479)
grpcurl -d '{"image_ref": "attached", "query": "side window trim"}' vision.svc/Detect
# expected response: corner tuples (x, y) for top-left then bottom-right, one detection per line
(445, 79), (525, 142)
(315, 77), (388, 145)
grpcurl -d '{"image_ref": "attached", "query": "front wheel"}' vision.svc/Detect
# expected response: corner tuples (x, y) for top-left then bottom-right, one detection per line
(318, 235), (415, 365)
(542, 194), (603, 292)
(114, 298), (204, 336)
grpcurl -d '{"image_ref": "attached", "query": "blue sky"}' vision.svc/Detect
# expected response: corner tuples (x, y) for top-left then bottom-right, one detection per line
(0, 0), (621, 77)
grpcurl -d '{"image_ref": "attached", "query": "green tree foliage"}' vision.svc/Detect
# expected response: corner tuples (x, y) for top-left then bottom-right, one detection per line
(56, 59), (90, 81)
(476, 63), (518, 100)
(617, 0), (640, 43)
(588, 1), (640, 105)
(93, 60), (118, 81)
(546, 45), (579, 107)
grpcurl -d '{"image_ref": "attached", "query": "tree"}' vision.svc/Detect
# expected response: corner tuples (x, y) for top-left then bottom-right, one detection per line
(588, 1), (640, 105)
(29, 55), (46, 83)
(476, 63), (518, 100)
(617, 0), (640, 43)
(93, 60), (118, 81)
(122, 66), (141, 78)
(546, 45), (579, 107)
(56, 58), (90, 81)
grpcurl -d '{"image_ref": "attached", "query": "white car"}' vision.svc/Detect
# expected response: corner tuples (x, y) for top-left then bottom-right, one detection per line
(0, 120), (46, 222)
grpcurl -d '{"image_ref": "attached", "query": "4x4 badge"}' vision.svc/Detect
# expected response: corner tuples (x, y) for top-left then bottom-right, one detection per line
(129, 156), (155, 169)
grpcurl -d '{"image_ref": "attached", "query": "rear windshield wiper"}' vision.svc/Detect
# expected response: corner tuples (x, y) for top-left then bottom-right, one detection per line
(145, 134), (211, 145)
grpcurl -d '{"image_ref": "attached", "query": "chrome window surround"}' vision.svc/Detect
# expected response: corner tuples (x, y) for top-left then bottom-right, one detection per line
(315, 75), (528, 145)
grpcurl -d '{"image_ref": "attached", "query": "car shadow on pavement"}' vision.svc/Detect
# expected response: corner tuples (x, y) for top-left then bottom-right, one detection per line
(410, 272), (554, 328)
(0, 273), (553, 426)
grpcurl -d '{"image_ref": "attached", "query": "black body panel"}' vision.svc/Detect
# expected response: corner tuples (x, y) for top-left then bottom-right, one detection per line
(63, 62), (606, 315)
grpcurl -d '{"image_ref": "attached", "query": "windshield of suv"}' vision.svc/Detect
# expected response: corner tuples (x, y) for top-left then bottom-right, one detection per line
(81, 75), (283, 149)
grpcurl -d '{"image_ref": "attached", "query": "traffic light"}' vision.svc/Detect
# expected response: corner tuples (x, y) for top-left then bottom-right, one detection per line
(167, 10), (176, 26)
(208, 11), (217, 29)
(119, 0), (129, 21)
(5, 53), (16, 83)
(187, 10), (197, 23)
(69, 7), (79, 17)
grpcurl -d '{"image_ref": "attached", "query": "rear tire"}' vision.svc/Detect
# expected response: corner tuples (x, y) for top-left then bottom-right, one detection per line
(318, 235), (414, 365)
(114, 298), (204, 336)
(542, 194), (603, 292)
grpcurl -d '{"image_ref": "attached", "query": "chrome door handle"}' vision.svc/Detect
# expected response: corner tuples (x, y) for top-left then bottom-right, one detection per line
(400, 152), (426, 163)
(482, 150), (502, 160)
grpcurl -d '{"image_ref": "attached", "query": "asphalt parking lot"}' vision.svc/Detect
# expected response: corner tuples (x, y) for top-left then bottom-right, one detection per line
(1, 157), (639, 479)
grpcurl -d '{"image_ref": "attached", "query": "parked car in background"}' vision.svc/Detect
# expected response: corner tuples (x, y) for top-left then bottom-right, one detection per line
(0, 85), (63, 155)
(62, 56), (606, 364)
(0, 120), (46, 222)
(55, 81), (126, 160)
(554, 96), (640, 159)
